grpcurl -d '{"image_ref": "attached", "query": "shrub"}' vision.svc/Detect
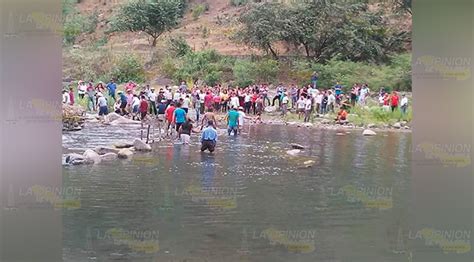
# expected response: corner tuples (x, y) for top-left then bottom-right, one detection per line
(192, 3), (207, 20)
(233, 60), (256, 87)
(110, 55), (146, 83)
(230, 0), (249, 7)
(168, 36), (192, 57)
(255, 58), (279, 83)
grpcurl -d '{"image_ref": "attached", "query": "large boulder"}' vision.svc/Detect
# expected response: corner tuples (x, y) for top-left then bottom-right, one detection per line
(118, 148), (134, 159)
(264, 106), (276, 113)
(94, 146), (121, 155)
(110, 117), (140, 125)
(83, 149), (101, 164)
(133, 139), (152, 152)
(65, 153), (91, 165)
(100, 153), (118, 161)
(363, 129), (377, 136)
(114, 141), (134, 149)
(393, 122), (402, 129)
(105, 112), (122, 122)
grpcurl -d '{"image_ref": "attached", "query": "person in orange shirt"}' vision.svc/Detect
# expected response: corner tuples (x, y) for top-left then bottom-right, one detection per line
(335, 107), (348, 124)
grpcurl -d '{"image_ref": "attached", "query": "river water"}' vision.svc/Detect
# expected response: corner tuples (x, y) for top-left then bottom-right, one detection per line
(62, 123), (411, 261)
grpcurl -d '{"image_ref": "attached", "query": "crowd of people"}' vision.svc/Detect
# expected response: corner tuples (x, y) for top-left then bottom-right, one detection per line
(62, 75), (410, 153)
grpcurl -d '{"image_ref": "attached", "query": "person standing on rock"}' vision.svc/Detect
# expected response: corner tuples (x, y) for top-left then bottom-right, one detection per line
(400, 94), (408, 117)
(118, 91), (128, 116)
(201, 120), (218, 153)
(304, 95), (312, 122)
(86, 82), (96, 112)
(296, 95), (306, 120)
(106, 79), (117, 101)
(139, 95), (149, 121)
(148, 88), (158, 116)
(280, 92), (289, 117)
(62, 89), (70, 104)
(77, 80), (87, 100)
(97, 93), (108, 118)
(69, 87), (75, 106)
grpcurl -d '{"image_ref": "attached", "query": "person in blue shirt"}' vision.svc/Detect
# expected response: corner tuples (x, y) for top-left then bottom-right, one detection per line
(226, 106), (240, 136)
(106, 79), (117, 101)
(201, 120), (218, 153)
(173, 103), (187, 139)
(118, 91), (128, 115)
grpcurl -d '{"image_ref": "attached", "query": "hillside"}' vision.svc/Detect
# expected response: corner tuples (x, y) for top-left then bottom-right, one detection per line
(71, 0), (411, 56)
(74, 0), (257, 55)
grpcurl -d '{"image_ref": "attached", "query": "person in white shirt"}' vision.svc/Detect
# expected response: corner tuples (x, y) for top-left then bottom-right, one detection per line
(400, 94), (408, 116)
(182, 95), (191, 113)
(77, 81), (87, 99)
(327, 91), (336, 113)
(164, 88), (173, 102)
(131, 95), (140, 120)
(315, 92), (323, 115)
(173, 91), (181, 102)
(296, 96), (306, 120)
(304, 96), (312, 122)
(230, 95), (240, 109)
(148, 88), (157, 115)
(97, 93), (108, 117)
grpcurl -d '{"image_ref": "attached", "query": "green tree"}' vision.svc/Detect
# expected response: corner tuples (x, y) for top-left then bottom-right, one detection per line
(236, 2), (286, 58)
(110, 0), (184, 47)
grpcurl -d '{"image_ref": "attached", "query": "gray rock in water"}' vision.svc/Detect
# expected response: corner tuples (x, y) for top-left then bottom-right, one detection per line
(303, 160), (316, 167)
(94, 146), (121, 155)
(291, 143), (305, 150)
(286, 149), (301, 156)
(105, 112), (122, 122)
(114, 141), (134, 149)
(133, 139), (152, 151)
(83, 149), (101, 164)
(118, 148), (134, 159)
(367, 123), (377, 128)
(65, 153), (87, 165)
(393, 122), (402, 129)
(100, 153), (118, 161)
(363, 129), (377, 136)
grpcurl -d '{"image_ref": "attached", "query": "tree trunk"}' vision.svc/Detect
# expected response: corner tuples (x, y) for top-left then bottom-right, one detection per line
(151, 36), (158, 47)
(268, 44), (278, 60)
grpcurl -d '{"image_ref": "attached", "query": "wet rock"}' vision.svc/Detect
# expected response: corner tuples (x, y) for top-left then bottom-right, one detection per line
(114, 141), (134, 149)
(100, 153), (118, 161)
(264, 106), (276, 113)
(83, 149), (101, 164)
(291, 143), (305, 150)
(368, 123), (377, 129)
(403, 126), (410, 130)
(65, 153), (88, 165)
(321, 119), (332, 124)
(304, 123), (313, 127)
(133, 139), (152, 151)
(363, 129), (377, 136)
(303, 160), (315, 167)
(336, 133), (345, 136)
(118, 148), (134, 159)
(94, 146), (121, 155)
(286, 149), (301, 156)
(393, 122), (402, 129)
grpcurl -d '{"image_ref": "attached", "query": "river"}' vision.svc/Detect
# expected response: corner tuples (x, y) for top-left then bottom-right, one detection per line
(62, 123), (411, 261)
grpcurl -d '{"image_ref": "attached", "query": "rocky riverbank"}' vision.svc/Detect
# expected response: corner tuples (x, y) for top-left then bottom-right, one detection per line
(63, 104), (86, 131)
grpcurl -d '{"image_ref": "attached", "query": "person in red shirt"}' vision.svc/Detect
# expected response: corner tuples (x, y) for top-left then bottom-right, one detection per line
(204, 92), (214, 112)
(390, 91), (399, 112)
(213, 94), (221, 112)
(69, 87), (75, 106)
(251, 92), (259, 115)
(139, 95), (148, 120)
(165, 102), (176, 136)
